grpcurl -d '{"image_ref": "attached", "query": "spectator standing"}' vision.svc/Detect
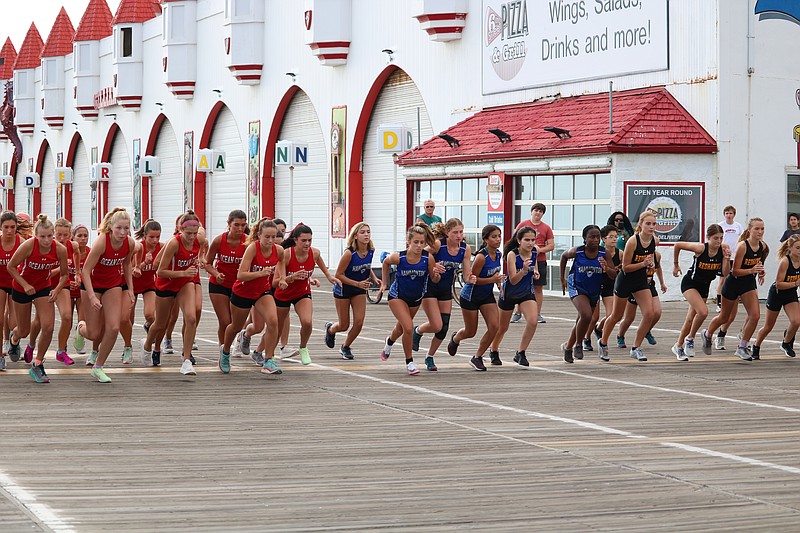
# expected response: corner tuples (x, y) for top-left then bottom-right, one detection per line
(416, 200), (442, 227)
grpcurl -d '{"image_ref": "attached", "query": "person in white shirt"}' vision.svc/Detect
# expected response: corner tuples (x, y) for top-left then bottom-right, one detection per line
(713, 205), (744, 349)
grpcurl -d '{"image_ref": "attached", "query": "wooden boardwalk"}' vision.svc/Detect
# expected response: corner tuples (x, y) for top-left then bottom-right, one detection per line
(2, 286), (800, 532)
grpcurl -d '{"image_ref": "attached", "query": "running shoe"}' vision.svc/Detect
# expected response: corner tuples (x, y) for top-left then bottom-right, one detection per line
(616, 335), (626, 349)
(510, 312), (522, 323)
(593, 327), (603, 340)
(582, 338), (593, 352)
(537, 314), (546, 324)
(598, 342), (610, 362)
(630, 347), (647, 361)
(407, 361), (420, 375)
(121, 346), (133, 365)
(781, 342), (796, 358)
(56, 350), (75, 366)
(324, 322), (335, 349)
(411, 326), (422, 352)
(143, 321), (151, 333)
(380, 337), (392, 361)
(180, 359), (197, 375)
(684, 338), (696, 357)
(251, 351), (265, 366)
(672, 343), (689, 361)
(86, 350), (98, 366)
(7, 338), (20, 361)
(236, 330), (250, 355)
(163, 338), (174, 354)
(91, 367), (111, 383)
(735, 345), (753, 361)
(573, 344), (584, 360)
(701, 329), (713, 355)
(74, 321), (86, 353)
(29, 362), (49, 383)
(645, 332), (657, 345)
(752, 345), (762, 360)
(188, 354), (196, 365)
(2, 340), (8, 356)
(513, 350), (529, 367)
(23, 344), (34, 364)
(261, 358), (282, 374)
(299, 347), (312, 365)
(140, 339), (152, 366)
(447, 333), (459, 356)
(489, 350), (502, 366)
(192, 343), (198, 351)
(714, 335), (726, 350)
(218, 347), (231, 374)
(152, 350), (161, 367)
(561, 343), (573, 364)
(469, 356), (487, 371)
(424, 356), (437, 371)
(340, 346), (354, 360)
(0, 355), (5, 371)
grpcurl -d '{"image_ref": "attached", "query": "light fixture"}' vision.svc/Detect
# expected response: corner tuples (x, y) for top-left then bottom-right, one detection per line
(544, 126), (571, 139)
(286, 72), (296, 83)
(105, 113), (117, 121)
(438, 133), (460, 148)
(212, 89), (222, 98)
(155, 102), (163, 110)
(381, 48), (394, 62)
(489, 128), (512, 143)
(39, 129), (46, 137)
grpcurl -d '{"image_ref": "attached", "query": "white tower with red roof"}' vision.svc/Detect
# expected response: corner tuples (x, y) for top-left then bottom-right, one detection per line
(12, 24), (44, 136)
(112, 0), (161, 111)
(41, 7), (76, 130)
(74, 0), (113, 121)
(162, 0), (197, 99)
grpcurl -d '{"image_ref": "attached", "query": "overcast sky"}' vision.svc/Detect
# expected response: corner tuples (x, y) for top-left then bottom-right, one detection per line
(2, 1), (122, 50)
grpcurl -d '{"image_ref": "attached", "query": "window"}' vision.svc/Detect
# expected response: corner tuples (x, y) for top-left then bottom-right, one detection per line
(121, 27), (133, 58)
(788, 174), (800, 216)
(43, 59), (57, 86)
(78, 44), (91, 73)
(14, 71), (27, 96)
(414, 177), (486, 250)
(234, 0), (249, 17)
(170, 6), (185, 40)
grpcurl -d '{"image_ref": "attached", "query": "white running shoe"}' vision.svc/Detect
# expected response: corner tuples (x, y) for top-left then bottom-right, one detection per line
(163, 338), (174, 354)
(672, 343), (689, 361)
(237, 330), (251, 355)
(180, 359), (197, 375)
(714, 335), (725, 350)
(140, 339), (152, 366)
(684, 338), (696, 357)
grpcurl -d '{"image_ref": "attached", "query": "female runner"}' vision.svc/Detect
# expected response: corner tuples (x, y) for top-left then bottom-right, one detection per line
(131, 219), (162, 364)
(584, 224), (620, 351)
(205, 210), (248, 347)
(0, 212), (20, 370)
(71, 224), (91, 357)
(77, 208), (136, 382)
(671, 224), (729, 361)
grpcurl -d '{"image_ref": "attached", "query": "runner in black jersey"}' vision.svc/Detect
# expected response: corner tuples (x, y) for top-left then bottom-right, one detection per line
(671, 224), (730, 361)
(703, 218), (768, 361)
(753, 234), (800, 359)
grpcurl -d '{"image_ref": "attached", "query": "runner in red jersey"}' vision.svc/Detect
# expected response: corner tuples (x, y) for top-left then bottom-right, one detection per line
(76, 208), (136, 383)
(0, 212), (20, 371)
(272, 223), (340, 365)
(70, 225), (91, 356)
(7, 215), (69, 383)
(218, 218), (284, 374)
(130, 219), (162, 354)
(142, 211), (206, 376)
(206, 209), (248, 346)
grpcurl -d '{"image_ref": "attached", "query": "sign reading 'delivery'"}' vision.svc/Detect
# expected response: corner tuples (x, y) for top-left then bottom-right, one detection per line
(482, 0), (669, 94)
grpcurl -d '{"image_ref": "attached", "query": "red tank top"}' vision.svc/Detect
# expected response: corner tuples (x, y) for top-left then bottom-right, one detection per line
(70, 244), (90, 298)
(91, 233), (131, 290)
(0, 235), (21, 289)
(232, 243), (279, 300)
(13, 237), (60, 293)
(209, 232), (246, 289)
(52, 240), (74, 289)
(132, 240), (162, 294)
(274, 246), (315, 301)
(156, 236), (200, 293)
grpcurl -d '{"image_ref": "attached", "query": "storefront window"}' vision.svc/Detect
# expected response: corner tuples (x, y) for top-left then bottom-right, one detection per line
(554, 175), (572, 200)
(414, 178), (486, 250)
(788, 174), (800, 216)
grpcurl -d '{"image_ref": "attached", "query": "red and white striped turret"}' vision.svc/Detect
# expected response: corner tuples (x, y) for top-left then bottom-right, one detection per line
(224, 0), (264, 85)
(414, 0), (468, 42)
(12, 24), (44, 136)
(112, 0), (161, 111)
(304, 0), (351, 67)
(74, 0), (114, 121)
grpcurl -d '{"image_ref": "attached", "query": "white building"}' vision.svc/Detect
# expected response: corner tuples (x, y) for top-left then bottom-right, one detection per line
(0, 0), (797, 297)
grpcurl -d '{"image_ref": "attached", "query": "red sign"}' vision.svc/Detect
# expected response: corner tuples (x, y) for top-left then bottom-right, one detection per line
(305, 10), (313, 30)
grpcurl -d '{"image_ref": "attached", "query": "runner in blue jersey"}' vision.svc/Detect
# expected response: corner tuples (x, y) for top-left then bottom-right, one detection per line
(490, 226), (540, 367)
(324, 223), (379, 360)
(585, 225), (621, 352)
(411, 218), (473, 371)
(379, 224), (444, 375)
(448, 224), (504, 371)
(559, 225), (612, 363)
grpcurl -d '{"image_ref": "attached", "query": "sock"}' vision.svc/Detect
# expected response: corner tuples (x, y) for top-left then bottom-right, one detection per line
(406, 358), (413, 364)
(386, 337), (395, 346)
(93, 364), (102, 369)
(718, 330), (726, 338)
(599, 341), (607, 347)
(632, 346), (639, 350)
(384, 339), (393, 354)
(739, 340), (748, 349)
(716, 294), (721, 305)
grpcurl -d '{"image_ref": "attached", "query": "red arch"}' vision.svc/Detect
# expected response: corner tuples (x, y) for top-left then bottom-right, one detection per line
(33, 139), (50, 217)
(194, 100), (227, 225)
(347, 65), (399, 228)
(100, 122), (121, 219)
(64, 132), (83, 222)
(262, 85), (300, 219)
(143, 113), (169, 222)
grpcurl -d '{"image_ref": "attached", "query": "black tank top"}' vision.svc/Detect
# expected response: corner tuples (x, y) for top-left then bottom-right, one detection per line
(688, 243), (724, 284)
(782, 257), (800, 286)
(629, 234), (656, 283)
(735, 240), (763, 281)
(602, 248), (620, 285)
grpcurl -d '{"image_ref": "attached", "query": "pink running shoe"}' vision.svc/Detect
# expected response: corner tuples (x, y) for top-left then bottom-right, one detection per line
(56, 350), (75, 366)
(23, 344), (34, 364)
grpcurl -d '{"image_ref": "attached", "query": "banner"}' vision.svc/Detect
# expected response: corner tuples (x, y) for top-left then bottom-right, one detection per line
(331, 106), (347, 238)
(132, 139), (141, 229)
(90, 148), (98, 230)
(481, 0), (669, 94)
(624, 182), (704, 244)
(248, 121), (260, 224)
(183, 132), (193, 212)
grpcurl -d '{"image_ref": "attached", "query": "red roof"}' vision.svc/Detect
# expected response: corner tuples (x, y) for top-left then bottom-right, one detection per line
(41, 8), (76, 58)
(397, 87), (717, 166)
(0, 38), (18, 79)
(75, 0), (114, 42)
(13, 24), (44, 71)
(112, 0), (162, 25)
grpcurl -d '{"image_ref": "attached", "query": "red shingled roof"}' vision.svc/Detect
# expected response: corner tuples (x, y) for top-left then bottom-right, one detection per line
(0, 38), (18, 79)
(112, 0), (162, 25)
(397, 87), (717, 166)
(75, 0), (114, 41)
(13, 24), (44, 71)
(41, 8), (76, 58)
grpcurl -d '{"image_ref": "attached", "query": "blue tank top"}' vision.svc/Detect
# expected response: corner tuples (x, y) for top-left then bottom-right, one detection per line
(567, 246), (605, 297)
(332, 248), (374, 297)
(501, 251), (536, 301)
(428, 238), (466, 290)
(460, 248), (501, 302)
(389, 250), (430, 301)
